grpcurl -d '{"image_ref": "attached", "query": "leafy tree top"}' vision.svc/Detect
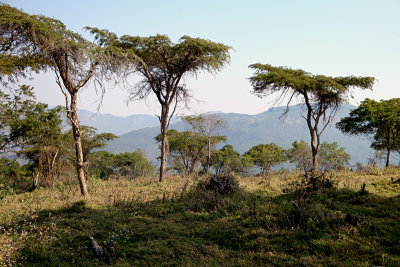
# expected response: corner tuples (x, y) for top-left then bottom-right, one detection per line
(336, 98), (400, 166)
(87, 29), (232, 104)
(0, 4), (129, 88)
(244, 143), (286, 175)
(249, 64), (374, 107)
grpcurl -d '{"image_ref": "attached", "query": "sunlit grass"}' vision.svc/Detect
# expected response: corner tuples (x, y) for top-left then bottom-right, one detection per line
(0, 169), (399, 266)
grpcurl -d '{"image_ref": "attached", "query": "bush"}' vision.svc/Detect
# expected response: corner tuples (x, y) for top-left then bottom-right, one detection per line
(185, 174), (244, 213)
(0, 158), (30, 198)
(279, 172), (342, 231)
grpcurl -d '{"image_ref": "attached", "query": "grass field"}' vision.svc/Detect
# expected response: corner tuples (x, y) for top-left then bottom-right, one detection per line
(0, 169), (399, 266)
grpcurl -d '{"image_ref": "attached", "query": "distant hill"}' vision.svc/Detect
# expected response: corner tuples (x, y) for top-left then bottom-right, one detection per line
(105, 104), (374, 165)
(77, 109), (178, 135)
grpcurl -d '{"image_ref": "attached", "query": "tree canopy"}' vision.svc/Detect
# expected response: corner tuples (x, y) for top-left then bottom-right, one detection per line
(336, 98), (400, 167)
(182, 114), (227, 172)
(286, 140), (312, 173)
(212, 144), (243, 175)
(249, 64), (374, 172)
(244, 143), (286, 177)
(318, 142), (350, 172)
(155, 129), (225, 175)
(88, 29), (232, 181)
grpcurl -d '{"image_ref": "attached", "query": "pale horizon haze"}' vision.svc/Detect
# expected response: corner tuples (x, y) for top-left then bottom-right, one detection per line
(3, 0), (399, 117)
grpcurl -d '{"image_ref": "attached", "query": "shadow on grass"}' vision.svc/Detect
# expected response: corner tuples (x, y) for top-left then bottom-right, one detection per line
(3, 180), (400, 266)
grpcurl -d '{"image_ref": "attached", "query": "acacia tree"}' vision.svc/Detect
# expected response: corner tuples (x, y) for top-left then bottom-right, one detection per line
(89, 30), (231, 181)
(0, 5), (131, 196)
(183, 114), (227, 173)
(0, 7), (48, 85)
(249, 64), (374, 172)
(336, 98), (400, 167)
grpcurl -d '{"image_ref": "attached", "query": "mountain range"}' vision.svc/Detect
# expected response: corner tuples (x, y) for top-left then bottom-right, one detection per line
(78, 104), (374, 166)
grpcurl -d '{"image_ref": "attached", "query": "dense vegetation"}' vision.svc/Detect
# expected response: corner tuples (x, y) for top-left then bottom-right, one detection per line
(0, 3), (399, 266)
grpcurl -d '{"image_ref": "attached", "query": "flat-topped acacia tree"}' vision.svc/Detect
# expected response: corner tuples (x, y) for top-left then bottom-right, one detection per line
(249, 64), (374, 172)
(89, 29), (231, 181)
(0, 5), (132, 196)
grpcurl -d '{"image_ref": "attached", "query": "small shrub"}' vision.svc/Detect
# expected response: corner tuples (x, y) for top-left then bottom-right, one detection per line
(279, 172), (342, 231)
(185, 174), (244, 213)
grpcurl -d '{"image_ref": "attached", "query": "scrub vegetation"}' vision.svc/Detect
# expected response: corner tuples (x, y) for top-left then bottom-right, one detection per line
(1, 169), (400, 266)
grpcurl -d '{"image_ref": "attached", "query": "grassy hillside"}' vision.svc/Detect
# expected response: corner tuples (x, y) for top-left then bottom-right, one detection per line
(1, 169), (399, 266)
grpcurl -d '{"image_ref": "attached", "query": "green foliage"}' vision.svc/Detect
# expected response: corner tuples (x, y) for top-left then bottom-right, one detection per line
(209, 144), (254, 177)
(0, 5), (49, 83)
(249, 63), (374, 171)
(0, 4), (88, 81)
(13, 104), (64, 160)
(113, 150), (155, 178)
(64, 126), (117, 162)
(183, 114), (227, 172)
(90, 149), (155, 179)
(0, 3), (134, 195)
(286, 140), (312, 172)
(0, 85), (37, 153)
(244, 143), (286, 176)
(337, 98), (400, 166)
(249, 64), (374, 101)
(0, 85), (67, 186)
(1, 172), (400, 265)
(182, 114), (226, 137)
(212, 144), (248, 175)
(156, 129), (225, 174)
(0, 158), (27, 198)
(10, 99), (65, 186)
(318, 142), (350, 172)
(88, 29), (232, 180)
(89, 151), (115, 179)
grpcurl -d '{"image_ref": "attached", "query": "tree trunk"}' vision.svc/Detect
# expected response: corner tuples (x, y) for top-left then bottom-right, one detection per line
(310, 131), (319, 173)
(304, 95), (320, 174)
(312, 148), (318, 173)
(386, 147), (391, 167)
(70, 92), (89, 197)
(308, 125), (319, 173)
(206, 138), (211, 174)
(159, 105), (169, 182)
(30, 172), (39, 192)
(159, 132), (168, 182)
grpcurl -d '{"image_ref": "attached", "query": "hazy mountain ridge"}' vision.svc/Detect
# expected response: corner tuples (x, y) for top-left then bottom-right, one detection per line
(78, 109), (179, 135)
(97, 104), (374, 165)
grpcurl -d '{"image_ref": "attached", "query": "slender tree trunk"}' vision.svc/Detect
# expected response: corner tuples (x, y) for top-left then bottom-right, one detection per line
(309, 129), (319, 173)
(70, 92), (89, 197)
(311, 148), (318, 172)
(386, 147), (391, 167)
(304, 95), (320, 173)
(159, 105), (169, 182)
(206, 138), (211, 173)
(188, 162), (195, 176)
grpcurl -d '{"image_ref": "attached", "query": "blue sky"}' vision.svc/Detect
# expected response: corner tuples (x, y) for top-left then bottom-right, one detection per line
(4, 0), (400, 116)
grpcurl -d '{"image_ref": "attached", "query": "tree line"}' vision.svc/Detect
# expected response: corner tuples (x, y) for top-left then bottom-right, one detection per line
(158, 114), (352, 177)
(1, 4), (399, 197)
